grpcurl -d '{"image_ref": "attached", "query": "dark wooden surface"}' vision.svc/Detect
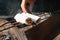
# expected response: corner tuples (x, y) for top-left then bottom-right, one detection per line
(25, 14), (60, 40)
(0, 13), (60, 40)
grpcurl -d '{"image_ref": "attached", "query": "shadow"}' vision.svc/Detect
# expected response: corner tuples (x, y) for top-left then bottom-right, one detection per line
(25, 13), (60, 40)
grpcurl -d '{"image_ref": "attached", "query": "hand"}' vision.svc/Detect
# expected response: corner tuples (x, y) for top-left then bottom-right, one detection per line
(21, 0), (35, 14)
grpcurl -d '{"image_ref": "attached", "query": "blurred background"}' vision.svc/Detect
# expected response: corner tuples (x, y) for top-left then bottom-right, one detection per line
(0, 0), (60, 16)
(0, 0), (60, 40)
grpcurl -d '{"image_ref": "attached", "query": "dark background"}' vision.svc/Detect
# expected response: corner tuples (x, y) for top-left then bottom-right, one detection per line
(0, 0), (60, 15)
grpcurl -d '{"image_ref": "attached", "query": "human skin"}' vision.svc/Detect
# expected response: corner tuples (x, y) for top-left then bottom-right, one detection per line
(21, 0), (35, 13)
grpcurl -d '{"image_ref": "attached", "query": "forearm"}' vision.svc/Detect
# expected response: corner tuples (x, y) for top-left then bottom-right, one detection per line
(21, 4), (28, 13)
(29, 3), (34, 12)
(29, 0), (35, 12)
(21, 0), (28, 13)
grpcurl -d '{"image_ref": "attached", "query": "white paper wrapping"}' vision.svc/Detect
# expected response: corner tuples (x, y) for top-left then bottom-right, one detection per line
(14, 13), (32, 25)
(22, 13), (40, 23)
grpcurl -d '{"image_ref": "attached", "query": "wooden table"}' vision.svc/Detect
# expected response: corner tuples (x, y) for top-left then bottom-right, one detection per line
(0, 12), (51, 40)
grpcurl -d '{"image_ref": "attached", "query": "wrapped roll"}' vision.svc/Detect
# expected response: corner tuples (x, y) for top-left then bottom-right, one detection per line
(14, 13), (32, 25)
(22, 13), (41, 24)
